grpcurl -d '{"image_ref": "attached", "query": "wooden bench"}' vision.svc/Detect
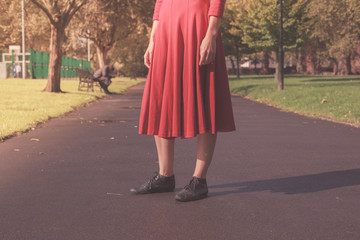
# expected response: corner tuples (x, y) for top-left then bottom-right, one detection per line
(77, 68), (102, 92)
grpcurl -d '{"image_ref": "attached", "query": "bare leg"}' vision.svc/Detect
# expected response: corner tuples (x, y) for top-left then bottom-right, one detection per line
(154, 136), (175, 177)
(193, 132), (217, 178)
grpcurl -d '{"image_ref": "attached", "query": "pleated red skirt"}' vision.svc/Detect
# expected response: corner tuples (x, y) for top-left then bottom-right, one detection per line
(139, 0), (236, 138)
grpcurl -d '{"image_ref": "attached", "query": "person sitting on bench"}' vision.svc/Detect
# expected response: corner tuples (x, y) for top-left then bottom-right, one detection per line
(93, 65), (115, 94)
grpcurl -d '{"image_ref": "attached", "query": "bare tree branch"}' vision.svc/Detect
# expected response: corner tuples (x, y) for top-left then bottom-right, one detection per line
(64, 0), (87, 27)
(30, 0), (56, 25)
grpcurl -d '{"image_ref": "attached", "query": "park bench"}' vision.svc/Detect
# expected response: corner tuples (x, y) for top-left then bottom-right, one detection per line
(77, 68), (102, 92)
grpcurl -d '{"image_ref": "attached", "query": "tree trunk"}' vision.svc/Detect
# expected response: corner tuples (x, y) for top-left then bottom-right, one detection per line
(296, 48), (305, 74)
(305, 53), (316, 75)
(333, 59), (339, 75)
(236, 51), (241, 78)
(346, 54), (352, 75)
(234, 47), (241, 78)
(338, 55), (352, 75)
(230, 57), (236, 76)
(274, 51), (279, 82)
(351, 53), (357, 74)
(315, 57), (321, 74)
(44, 25), (64, 92)
(261, 51), (270, 74)
(96, 46), (108, 68)
(354, 45), (360, 74)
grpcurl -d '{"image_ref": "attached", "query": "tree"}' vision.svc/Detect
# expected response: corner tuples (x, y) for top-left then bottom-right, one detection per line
(112, 0), (155, 76)
(222, 2), (251, 78)
(310, 0), (360, 75)
(112, 26), (150, 77)
(0, 0), (17, 50)
(241, 0), (311, 82)
(74, 0), (140, 69)
(0, 0), (50, 52)
(30, 0), (87, 92)
(71, 0), (155, 74)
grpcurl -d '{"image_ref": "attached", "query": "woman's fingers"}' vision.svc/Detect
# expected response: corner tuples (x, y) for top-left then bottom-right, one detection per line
(199, 51), (206, 66)
(199, 44), (208, 66)
(144, 51), (148, 68)
(144, 49), (151, 68)
(199, 37), (216, 66)
(144, 42), (154, 68)
(200, 49), (215, 66)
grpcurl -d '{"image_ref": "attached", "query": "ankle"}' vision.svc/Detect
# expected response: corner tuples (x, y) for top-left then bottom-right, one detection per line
(192, 173), (207, 179)
(159, 171), (174, 177)
(193, 176), (206, 180)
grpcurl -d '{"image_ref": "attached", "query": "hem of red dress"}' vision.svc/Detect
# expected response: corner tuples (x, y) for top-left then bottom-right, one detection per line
(139, 127), (236, 139)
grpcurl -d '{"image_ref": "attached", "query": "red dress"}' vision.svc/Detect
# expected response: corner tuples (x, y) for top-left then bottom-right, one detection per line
(139, 0), (235, 138)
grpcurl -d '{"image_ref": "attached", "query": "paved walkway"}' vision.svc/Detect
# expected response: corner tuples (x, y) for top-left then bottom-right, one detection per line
(1, 82), (360, 240)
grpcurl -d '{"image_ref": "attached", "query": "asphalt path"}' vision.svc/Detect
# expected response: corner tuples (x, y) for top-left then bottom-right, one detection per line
(1, 82), (360, 240)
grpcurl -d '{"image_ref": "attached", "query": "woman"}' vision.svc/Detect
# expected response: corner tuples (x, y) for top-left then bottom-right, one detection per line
(130, 0), (235, 202)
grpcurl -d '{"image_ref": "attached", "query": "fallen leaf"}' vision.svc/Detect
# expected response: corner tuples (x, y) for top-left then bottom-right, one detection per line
(110, 137), (115, 140)
(14, 149), (22, 152)
(106, 193), (123, 196)
(30, 138), (40, 142)
(321, 98), (328, 104)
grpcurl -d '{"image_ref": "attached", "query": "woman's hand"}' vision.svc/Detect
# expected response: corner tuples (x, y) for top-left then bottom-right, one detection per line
(199, 35), (217, 66)
(144, 41), (154, 68)
(199, 16), (221, 66)
(144, 20), (159, 68)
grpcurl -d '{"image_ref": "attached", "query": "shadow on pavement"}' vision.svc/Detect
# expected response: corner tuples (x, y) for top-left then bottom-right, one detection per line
(209, 168), (360, 196)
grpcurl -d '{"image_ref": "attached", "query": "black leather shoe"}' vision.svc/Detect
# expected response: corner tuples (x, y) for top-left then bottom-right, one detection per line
(175, 177), (208, 202)
(130, 172), (175, 194)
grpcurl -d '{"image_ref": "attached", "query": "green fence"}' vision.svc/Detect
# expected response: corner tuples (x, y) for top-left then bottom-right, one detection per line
(29, 49), (91, 79)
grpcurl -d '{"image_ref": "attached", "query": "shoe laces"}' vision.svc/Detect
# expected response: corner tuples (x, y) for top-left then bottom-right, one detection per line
(184, 178), (197, 191)
(146, 172), (161, 185)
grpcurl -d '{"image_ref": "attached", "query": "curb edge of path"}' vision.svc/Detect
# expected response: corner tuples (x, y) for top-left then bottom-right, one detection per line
(231, 93), (360, 129)
(0, 81), (146, 144)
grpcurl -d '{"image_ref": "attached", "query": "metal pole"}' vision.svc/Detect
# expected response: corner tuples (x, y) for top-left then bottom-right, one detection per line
(21, 0), (26, 79)
(87, 30), (91, 62)
(88, 38), (91, 62)
(278, 0), (284, 90)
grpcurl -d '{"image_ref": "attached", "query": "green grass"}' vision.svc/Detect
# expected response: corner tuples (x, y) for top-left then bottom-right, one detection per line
(229, 75), (360, 127)
(0, 77), (145, 140)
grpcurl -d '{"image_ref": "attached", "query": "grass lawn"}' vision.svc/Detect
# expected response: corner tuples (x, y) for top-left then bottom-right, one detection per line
(0, 77), (145, 140)
(229, 74), (360, 127)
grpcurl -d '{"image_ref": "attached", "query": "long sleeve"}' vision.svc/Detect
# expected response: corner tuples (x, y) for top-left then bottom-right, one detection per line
(208, 0), (226, 18)
(152, 0), (163, 21)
